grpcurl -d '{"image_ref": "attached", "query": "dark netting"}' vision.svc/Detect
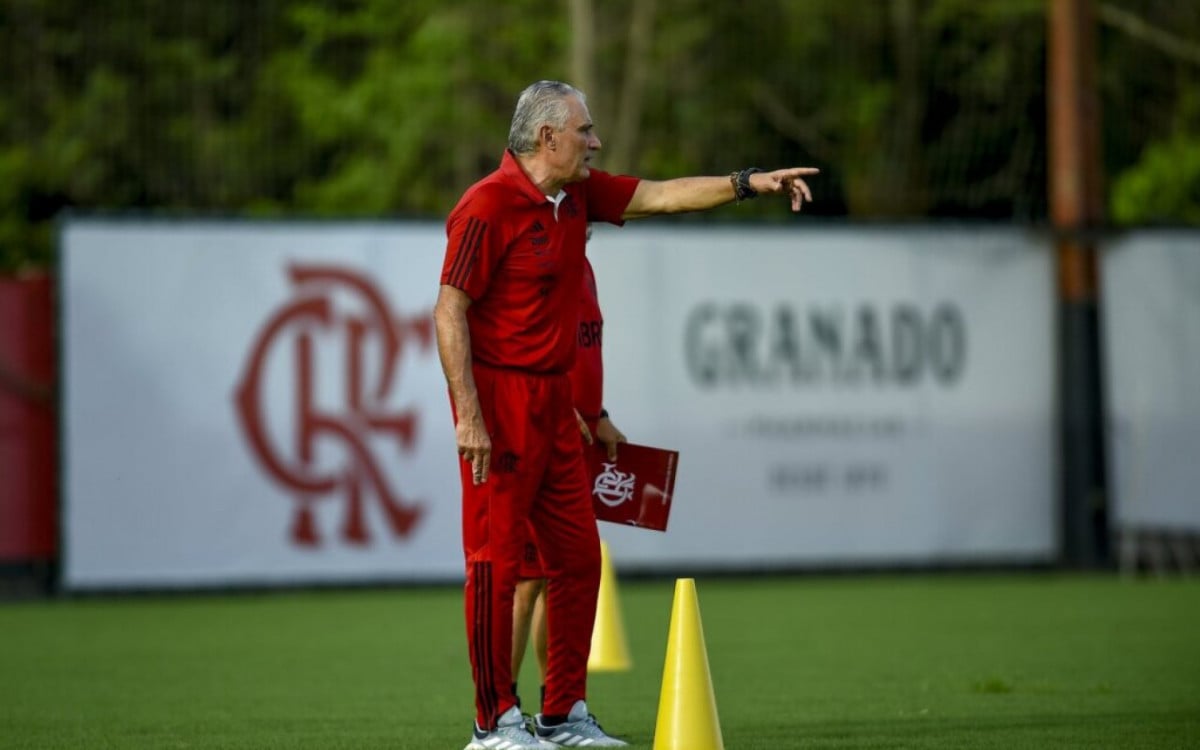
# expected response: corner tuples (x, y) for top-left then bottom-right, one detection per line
(1, 0), (1197, 269)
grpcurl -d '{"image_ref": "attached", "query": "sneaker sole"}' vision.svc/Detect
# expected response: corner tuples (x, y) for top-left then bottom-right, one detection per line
(465, 739), (557, 750)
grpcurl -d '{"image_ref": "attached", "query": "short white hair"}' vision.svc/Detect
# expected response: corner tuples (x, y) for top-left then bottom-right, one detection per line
(507, 80), (586, 155)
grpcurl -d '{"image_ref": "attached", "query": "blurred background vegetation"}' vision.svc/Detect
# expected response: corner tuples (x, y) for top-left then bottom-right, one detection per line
(1, 0), (1197, 271)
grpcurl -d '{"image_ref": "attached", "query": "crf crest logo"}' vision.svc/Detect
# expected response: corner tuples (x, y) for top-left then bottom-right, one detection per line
(234, 264), (432, 547)
(593, 463), (635, 507)
(496, 451), (520, 474)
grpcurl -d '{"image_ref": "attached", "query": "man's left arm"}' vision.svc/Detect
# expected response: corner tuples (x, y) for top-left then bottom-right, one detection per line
(622, 167), (819, 219)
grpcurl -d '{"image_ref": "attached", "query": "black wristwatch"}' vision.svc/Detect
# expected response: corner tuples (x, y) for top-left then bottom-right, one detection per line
(730, 167), (763, 202)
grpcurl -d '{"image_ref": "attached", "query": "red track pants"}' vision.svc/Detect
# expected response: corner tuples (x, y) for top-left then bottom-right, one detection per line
(457, 365), (601, 729)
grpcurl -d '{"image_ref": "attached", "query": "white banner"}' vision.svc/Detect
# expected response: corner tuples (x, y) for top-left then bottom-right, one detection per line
(1102, 232), (1200, 531)
(589, 225), (1056, 569)
(61, 221), (1056, 589)
(62, 221), (459, 588)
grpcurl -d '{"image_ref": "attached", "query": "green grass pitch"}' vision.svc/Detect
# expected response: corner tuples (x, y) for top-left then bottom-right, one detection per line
(1, 574), (1197, 749)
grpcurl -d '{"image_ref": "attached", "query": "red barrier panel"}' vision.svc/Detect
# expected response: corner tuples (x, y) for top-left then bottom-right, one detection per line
(0, 273), (56, 561)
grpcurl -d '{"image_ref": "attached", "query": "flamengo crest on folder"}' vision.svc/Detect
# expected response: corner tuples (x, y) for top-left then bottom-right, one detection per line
(585, 442), (678, 532)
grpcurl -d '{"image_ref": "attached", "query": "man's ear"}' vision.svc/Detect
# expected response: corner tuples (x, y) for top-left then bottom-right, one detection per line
(540, 124), (556, 150)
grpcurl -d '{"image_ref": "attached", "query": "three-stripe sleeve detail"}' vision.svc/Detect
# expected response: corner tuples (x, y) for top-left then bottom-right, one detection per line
(448, 217), (486, 289)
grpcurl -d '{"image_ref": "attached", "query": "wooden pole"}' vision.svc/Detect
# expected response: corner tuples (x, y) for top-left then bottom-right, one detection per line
(1048, 0), (1109, 568)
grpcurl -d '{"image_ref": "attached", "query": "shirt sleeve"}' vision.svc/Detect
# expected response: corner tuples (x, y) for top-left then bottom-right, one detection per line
(441, 201), (505, 300)
(583, 169), (640, 225)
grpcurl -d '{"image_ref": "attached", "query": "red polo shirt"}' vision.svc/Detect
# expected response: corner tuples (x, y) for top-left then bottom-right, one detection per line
(441, 151), (638, 374)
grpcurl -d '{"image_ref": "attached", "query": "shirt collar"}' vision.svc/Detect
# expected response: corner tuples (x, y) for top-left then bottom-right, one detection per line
(500, 149), (555, 206)
(546, 190), (569, 221)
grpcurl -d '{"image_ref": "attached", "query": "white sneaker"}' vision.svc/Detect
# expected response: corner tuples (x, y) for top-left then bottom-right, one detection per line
(535, 700), (628, 747)
(465, 705), (556, 750)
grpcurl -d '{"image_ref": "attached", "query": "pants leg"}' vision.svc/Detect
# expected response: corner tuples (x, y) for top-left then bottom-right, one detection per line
(530, 378), (601, 717)
(459, 367), (550, 729)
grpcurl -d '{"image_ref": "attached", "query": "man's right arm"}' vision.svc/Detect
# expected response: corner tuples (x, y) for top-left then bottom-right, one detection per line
(622, 167), (818, 218)
(434, 284), (491, 484)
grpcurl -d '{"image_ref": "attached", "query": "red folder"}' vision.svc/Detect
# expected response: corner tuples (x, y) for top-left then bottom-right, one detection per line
(584, 441), (678, 532)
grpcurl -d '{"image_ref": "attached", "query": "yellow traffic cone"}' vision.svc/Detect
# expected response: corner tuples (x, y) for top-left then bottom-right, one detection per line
(653, 578), (724, 750)
(588, 540), (632, 672)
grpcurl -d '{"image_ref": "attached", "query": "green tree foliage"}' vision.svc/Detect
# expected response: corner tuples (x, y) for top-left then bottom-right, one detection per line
(268, 0), (565, 215)
(666, 0), (1047, 218)
(0, 0), (1196, 271)
(0, 0), (295, 267)
(1100, 4), (1200, 225)
(1111, 132), (1200, 224)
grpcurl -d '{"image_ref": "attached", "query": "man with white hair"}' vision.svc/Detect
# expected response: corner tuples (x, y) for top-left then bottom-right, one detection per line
(435, 79), (817, 750)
